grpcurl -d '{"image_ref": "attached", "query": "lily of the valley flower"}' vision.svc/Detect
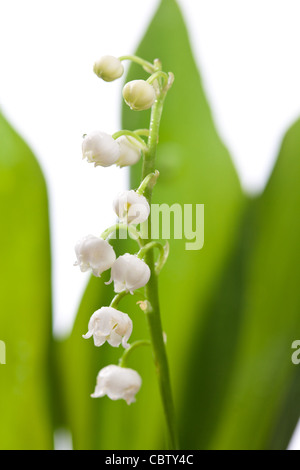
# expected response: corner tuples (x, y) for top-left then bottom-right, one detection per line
(115, 135), (141, 167)
(91, 364), (142, 404)
(93, 55), (124, 82)
(74, 234), (116, 277)
(110, 253), (151, 294)
(82, 131), (120, 167)
(123, 80), (156, 111)
(113, 190), (150, 225)
(83, 306), (132, 348)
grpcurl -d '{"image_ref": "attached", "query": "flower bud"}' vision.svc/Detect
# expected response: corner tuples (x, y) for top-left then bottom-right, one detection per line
(83, 306), (132, 348)
(91, 365), (142, 404)
(115, 136), (141, 167)
(74, 235), (116, 277)
(82, 131), (120, 167)
(110, 253), (151, 294)
(113, 190), (150, 225)
(93, 55), (124, 82)
(122, 80), (156, 111)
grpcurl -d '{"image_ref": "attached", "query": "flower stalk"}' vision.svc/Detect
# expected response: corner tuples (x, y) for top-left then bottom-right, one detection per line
(75, 53), (178, 449)
(139, 91), (179, 450)
(118, 340), (151, 368)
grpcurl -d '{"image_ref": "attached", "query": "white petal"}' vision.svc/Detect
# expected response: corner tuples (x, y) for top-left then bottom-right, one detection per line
(74, 235), (116, 277)
(111, 254), (150, 293)
(113, 280), (127, 293)
(112, 190), (150, 225)
(123, 80), (156, 111)
(115, 136), (141, 167)
(82, 331), (93, 340)
(83, 307), (133, 349)
(93, 335), (106, 347)
(121, 329), (132, 349)
(82, 131), (120, 167)
(93, 56), (124, 82)
(107, 330), (122, 347)
(91, 365), (142, 404)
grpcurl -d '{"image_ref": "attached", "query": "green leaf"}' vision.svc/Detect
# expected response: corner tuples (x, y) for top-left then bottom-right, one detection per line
(213, 119), (300, 450)
(0, 112), (53, 449)
(179, 118), (300, 449)
(123, 0), (244, 448)
(59, 0), (243, 449)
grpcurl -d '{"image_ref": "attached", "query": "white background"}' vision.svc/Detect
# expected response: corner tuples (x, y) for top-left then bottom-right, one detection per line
(0, 0), (299, 449)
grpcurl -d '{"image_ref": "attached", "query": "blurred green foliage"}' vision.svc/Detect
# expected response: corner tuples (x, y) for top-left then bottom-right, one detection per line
(0, 112), (52, 449)
(179, 118), (300, 449)
(0, 0), (299, 450)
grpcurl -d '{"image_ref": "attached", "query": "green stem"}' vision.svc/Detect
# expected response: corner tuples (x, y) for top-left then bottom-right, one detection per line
(147, 71), (169, 87)
(110, 291), (129, 309)
(101, 223), (142, 247)
(112, 130), (147, 150)
(134, 129), (150, 137)
(118, 340), (151, 368)
(141, 93), (179, 450)
(137, 241), (168, 276)
(118, 55), (155, 74)
(136, 171), (159, 195)
(138, 241), (164, 260)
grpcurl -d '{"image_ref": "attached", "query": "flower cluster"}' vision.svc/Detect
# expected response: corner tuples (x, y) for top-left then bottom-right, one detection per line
(75, 54), (173, 408)
(82, 131), (143, 168)
(75, 192), (150, 403)
(74, 55), (166, 405)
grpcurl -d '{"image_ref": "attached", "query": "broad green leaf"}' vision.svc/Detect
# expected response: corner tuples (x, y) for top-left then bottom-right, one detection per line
(179, 118), (300, 449)
(123, 0), (244, 449)
(59, 0), (243, 449)
(212, 119), (300, 450)
(0, 112), (53, 449)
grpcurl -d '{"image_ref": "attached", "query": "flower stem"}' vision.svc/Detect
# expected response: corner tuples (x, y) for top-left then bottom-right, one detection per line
(101, 223), (142, 247)
(112, 130), (147, 150)
(141, 94), (179, 450)
(136, 171), (159, 195)
(118, 55), (156, 74)
(134, 129), (150, 137)
(147, 71), (169, 87)
(110, 291), (129, 309)
(118, 340), (151, 368)
(137, 241), (164, 260)
(137, 241), (168, 275)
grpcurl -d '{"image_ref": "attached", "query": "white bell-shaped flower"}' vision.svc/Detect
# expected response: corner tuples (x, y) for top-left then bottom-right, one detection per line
(91, 364), (142, 404)
(110, 253), (151, 294)
(115, 136), (141, 167)
(74, 235), (116, 277)
(113, 190), (150, 225)
(93, 55), (124, 82)
(82, 131), (120, 167)
(123, 80), (156, 111)
(82, 306), (132, 348)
